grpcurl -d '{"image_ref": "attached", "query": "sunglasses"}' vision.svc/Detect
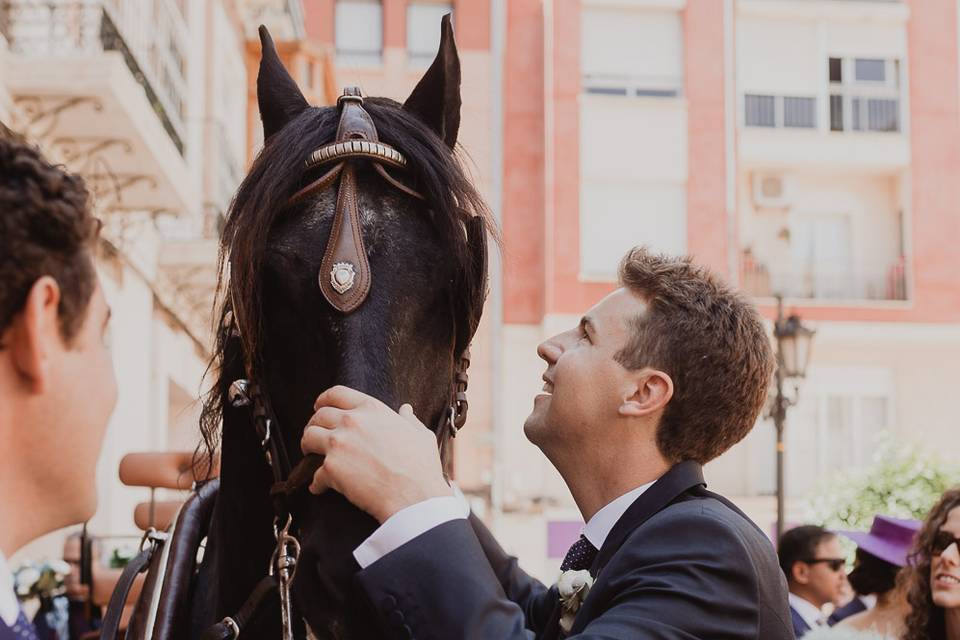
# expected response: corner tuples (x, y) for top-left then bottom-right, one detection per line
(932, 531), (960, 556)
(802, 558), (845, 572)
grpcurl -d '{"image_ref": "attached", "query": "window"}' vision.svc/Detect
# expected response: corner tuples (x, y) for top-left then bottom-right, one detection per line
(783, 97), (816, 128)
(335, 0), (382, 65)
(745, 95), (775, 127)
(581, 7), (683, 98)
(828, 57), (901, 133)
(829, 94), (844, 131)
(855, 58), (886, 82)
(747, 366), (894, 498)
(829, 57), (843, 83)
(407, 2), (452, 66)
(744, 94), (816, 129)
(788, 212), (853, 299)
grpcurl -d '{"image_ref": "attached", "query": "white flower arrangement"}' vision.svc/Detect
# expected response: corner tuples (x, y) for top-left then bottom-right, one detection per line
(557, 569), (594, 635)
(13, 559), (71, 601)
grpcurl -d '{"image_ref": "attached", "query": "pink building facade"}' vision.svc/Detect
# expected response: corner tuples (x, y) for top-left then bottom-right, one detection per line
(308, 0), (960, 579)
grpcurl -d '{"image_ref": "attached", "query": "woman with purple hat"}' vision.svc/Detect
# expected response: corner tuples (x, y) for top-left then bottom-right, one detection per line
(805, 515), (920, 640)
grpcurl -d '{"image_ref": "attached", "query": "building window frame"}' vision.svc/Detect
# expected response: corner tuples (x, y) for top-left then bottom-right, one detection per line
(335, 0), (383, 66)
(828, 56), (902, 133)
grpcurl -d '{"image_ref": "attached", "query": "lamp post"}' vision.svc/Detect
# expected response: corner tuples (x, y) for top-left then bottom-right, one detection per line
(768, 295), (815, 542)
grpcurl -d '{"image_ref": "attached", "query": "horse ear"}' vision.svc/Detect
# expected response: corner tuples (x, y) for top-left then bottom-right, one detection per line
(257, 25), (309, 141)
(403, 14), (461, 148)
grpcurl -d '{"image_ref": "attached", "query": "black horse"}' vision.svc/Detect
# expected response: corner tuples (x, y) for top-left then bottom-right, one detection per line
(192, 17), (492, 640)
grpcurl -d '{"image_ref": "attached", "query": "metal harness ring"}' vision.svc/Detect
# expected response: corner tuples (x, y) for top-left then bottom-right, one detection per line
(221, 616), (241, 639)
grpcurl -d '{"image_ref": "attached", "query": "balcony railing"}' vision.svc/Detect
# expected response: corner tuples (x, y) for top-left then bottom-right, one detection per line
(742, 257), (908, 302)
(0, 0), (189, 155)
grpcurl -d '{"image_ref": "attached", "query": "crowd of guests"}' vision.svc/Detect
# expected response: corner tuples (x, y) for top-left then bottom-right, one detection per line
(781, 488), (960, 640)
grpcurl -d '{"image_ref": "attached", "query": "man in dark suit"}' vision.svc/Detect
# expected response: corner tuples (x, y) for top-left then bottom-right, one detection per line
(777, 526), (847, 638)
(302, 248), (795, 638)
(827, 595), (868, 626)
(0, 134), (117, 640)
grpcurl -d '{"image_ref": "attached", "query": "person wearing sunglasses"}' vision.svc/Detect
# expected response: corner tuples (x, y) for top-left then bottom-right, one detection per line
(779, 525), (848, 637)
(903, 487), (960, 640)
(804, 515), (920, 640)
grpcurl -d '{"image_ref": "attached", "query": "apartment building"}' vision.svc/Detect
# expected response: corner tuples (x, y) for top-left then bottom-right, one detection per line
(0, 0), (282, 557)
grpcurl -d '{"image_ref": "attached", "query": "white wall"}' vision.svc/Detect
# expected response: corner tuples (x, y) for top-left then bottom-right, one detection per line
(497, 325), (569, 508)
(579, 97), (688, 277)
(0, 36), (12, 126)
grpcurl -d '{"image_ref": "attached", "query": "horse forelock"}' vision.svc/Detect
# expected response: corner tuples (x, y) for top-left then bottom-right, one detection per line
(197, 96), (496, 467)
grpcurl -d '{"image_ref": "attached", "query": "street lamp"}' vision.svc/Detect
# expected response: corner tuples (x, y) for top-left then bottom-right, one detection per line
(768, 295), (815, 542)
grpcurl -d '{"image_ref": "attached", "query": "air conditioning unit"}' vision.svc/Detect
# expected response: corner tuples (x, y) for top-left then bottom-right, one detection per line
(752, 173), (791, 209)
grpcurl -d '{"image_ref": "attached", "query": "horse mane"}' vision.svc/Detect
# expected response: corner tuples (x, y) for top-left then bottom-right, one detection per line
(195, 97), (495, 472)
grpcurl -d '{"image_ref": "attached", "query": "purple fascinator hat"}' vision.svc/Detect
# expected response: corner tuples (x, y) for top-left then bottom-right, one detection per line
(838, 515), (921, 567)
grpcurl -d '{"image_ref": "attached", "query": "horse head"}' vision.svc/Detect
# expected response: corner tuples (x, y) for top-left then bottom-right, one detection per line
(199, 16), (492, 639)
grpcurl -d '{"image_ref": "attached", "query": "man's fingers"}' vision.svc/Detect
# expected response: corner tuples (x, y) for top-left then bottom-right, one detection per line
(301, 425), (336, 455)
(308, 465), (332, 495)
(313, 385), (369, 411)
(307, 406), (347, 429)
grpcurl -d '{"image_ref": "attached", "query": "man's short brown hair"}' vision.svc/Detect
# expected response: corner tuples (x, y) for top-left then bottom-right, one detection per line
(0, 134), (98, 345)
(616, 247), (774, 464)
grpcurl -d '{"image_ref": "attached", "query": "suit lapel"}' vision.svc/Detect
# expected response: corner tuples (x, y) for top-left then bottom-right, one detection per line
(544, 461), (706, 638)
(590, 460), (705, 577)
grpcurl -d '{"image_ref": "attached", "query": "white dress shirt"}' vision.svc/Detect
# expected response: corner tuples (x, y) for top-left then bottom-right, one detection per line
(580, 481), (655, 550)
(353, 480), (657, 569)
(0, 550), (20, 627)
(789, 592), (826, 630)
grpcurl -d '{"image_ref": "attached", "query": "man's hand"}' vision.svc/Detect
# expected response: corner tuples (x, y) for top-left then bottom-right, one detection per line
(301, 386), (452, 523)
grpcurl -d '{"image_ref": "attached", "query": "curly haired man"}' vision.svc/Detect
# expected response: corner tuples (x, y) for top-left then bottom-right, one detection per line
(0, 132), (116, 639)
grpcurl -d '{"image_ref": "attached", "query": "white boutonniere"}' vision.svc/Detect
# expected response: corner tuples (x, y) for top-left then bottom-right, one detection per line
(557, 569), (594, 635)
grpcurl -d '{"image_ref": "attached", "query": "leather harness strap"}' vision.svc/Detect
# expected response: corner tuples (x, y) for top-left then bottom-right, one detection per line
(201, 576), (279, 640)
(100, 535), (160, 640)
(318, 163), (372, 314)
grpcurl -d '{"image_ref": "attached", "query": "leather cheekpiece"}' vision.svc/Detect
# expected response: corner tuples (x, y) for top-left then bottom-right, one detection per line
(318, 87), (378, 313)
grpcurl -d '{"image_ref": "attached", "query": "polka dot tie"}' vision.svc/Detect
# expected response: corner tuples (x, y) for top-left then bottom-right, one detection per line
(10, 610), (39, 640)
(560, 535), (598, 572)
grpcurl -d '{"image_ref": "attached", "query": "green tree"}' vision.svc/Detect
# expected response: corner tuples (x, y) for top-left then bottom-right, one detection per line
(805, 434), (960, 533)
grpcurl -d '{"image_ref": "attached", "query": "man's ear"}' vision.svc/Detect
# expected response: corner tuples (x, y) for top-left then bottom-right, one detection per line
(618, 369), (673, 418)
(8, 277), (62, 394)
(791, 561), (810, 586)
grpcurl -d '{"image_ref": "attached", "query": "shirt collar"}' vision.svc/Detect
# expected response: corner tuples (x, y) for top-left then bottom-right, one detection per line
(581, 480), (656, 550)
(0, 549), (20, 626)
(788, 592), (826, 629)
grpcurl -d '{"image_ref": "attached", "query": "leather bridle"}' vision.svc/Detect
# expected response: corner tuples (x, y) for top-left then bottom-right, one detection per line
(203, 87), (477, 640)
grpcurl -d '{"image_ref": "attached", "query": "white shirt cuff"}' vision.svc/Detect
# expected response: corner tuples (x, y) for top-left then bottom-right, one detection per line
(353, 486), (471, 569)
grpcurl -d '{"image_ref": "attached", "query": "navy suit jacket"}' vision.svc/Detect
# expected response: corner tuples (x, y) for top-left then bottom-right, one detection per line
(354, 461), (795, 639)
(827, 597), (868, 625)
(0, 614), (36, 640)
(790, 606), (812, 638)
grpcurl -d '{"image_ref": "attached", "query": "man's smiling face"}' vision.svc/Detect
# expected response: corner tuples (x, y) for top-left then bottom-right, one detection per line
(523, 288), (648, 460)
